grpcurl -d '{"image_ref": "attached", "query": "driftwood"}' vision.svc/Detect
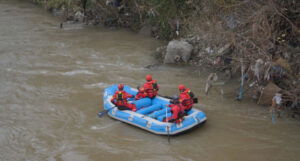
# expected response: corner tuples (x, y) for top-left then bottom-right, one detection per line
(205, 73), (218, 95)
(205, 73), (224, 100)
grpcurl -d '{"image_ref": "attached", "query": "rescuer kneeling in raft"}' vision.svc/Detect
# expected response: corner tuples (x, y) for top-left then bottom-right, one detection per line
(111, 84), (137, 112)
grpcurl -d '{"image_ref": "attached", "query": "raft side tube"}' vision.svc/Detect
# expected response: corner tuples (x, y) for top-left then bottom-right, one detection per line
(148, 123), (168, 133)
(131, 116), (148, 127)
(123, 85), (138, 96)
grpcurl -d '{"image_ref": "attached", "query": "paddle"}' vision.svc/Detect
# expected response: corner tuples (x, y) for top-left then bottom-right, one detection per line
(158, 94), (199, 104)
(98, 105), (133, 118)
(98, 106), (115, 118)
(166, 106), (171, 144)
(167, 125), (170, 144)
(158, 94), (175, 99)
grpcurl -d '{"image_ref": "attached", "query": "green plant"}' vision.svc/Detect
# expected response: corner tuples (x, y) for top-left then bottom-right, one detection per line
(146, 0), (192, 39)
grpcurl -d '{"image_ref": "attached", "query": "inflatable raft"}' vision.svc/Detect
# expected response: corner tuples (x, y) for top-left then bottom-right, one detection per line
(102, 84), (207, 135)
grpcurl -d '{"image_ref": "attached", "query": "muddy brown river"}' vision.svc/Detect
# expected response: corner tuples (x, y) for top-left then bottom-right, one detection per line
(0, 0), (299, 161)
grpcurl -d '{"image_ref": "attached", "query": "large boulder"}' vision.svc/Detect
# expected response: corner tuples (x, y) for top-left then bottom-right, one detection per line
(164, 40), (193, 64)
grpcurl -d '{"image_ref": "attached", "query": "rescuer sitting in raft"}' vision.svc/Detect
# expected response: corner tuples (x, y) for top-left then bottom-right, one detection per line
(111, 84), (137, 112)
(171, 84), (198, 115)
(135, 74), (160, 100)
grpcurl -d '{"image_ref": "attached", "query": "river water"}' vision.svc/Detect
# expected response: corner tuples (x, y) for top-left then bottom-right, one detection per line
(0, 0), (299, 161)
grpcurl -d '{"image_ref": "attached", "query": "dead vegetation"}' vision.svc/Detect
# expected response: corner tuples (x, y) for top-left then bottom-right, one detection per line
(155, 0), (299, 116)
(32, 0), (300, 116)
(194, 0), (300, 115)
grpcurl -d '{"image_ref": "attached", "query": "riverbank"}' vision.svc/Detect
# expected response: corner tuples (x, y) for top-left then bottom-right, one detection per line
(30, 0), (299, 116)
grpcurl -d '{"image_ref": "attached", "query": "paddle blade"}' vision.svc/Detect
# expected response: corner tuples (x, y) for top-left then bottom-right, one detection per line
(97, 110), (107, 118)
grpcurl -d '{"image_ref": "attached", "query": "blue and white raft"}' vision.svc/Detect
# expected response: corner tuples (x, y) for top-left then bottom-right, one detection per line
(103, 84), (207, 135)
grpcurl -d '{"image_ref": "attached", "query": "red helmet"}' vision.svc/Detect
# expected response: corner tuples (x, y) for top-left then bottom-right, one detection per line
(145, 74), (152, 81)
(178, 84), (186, 91)
(118, 84), (124, 90)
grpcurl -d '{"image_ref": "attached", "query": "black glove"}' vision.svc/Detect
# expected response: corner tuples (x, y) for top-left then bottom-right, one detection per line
(168, 119), (175, 122)
(171, 99), (179, 104)
(170, 99), (174, 103)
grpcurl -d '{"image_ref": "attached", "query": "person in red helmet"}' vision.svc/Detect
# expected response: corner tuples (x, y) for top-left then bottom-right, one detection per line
(177, 84), (196, 114)
(164, 103), (185, 123)
(136, 74), (159, 99)
(111, 84), (137, 112)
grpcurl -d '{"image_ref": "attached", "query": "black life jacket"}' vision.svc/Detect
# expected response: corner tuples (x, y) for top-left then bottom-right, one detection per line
(117, 92), (124, 101)
(188, 91), (194, 98)
(187, 91), (198, 103)
(153, 82), (158, 91)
